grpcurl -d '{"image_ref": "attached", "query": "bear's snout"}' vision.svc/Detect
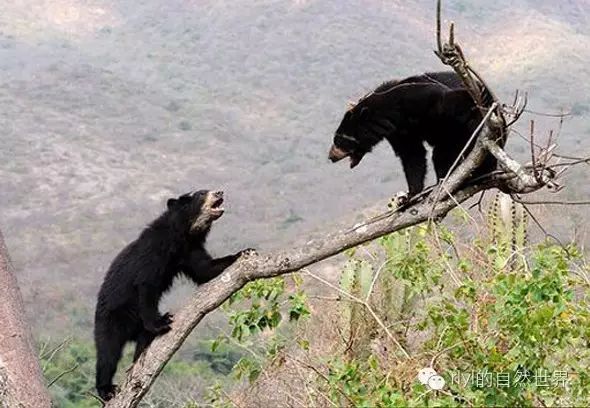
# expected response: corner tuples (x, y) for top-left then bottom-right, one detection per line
(328, 144), (348, 162)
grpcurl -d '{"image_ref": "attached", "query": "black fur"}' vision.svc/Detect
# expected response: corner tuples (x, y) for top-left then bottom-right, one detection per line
(329, 71), (506, 196)
(94, 190), (247, 401)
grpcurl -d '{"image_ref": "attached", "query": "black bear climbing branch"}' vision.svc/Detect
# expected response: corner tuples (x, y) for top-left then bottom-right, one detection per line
(94, 190), (251, 401)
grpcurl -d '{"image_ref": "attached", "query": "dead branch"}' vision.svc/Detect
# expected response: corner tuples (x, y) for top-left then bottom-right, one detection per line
(523, 108), (573, 118)
(433, 0), (560, 198)
(503, 90), (527, 127)
(47, 364), (79, 388)
(511, 197), (590, 206)
(428, 102), (499, 219)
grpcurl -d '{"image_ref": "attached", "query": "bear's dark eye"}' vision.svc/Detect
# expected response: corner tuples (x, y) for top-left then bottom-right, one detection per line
(191, 190), (208, 198)
(335, 133), (361, 151)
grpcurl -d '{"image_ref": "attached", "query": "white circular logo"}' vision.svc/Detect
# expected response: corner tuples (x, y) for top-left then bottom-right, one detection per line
(417, 367), (438, 385)
(417, 367), (446, 390)
(428, 374), (446, 390)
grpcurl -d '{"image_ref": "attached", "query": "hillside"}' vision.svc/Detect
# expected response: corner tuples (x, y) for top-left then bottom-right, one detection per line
(0, 0), (589, 337)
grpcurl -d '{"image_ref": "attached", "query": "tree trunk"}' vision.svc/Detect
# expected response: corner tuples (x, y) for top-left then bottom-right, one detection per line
(0, 230), (51, 408)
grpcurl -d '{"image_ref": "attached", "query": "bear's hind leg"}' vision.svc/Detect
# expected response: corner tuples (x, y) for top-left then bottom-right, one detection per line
(133, 330), (157, 362)
(432, 145), (460, 181)
(95, 325), (126, 401)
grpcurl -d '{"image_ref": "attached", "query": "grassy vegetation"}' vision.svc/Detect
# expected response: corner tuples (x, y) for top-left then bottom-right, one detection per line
(40, 337), (244, 407)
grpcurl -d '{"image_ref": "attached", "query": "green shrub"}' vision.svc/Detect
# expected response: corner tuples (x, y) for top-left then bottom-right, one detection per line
(319, 221), (590, 407)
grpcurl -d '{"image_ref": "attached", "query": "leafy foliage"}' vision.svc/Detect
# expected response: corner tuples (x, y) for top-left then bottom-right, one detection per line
(316, 217), (590, 407)
(40, 337), (243, 407)
(209, 274), (311, 390)
(40, 339), (97, 408)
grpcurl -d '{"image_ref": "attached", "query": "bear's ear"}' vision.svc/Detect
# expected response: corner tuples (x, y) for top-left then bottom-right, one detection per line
(167, 198), (178, 210)
(359, 106), (371, 119)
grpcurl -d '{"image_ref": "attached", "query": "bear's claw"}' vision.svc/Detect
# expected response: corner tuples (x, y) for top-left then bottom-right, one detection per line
(159, 312), (174, 325)
(240, 248), (258, 257)
(388, 191), (410, 210)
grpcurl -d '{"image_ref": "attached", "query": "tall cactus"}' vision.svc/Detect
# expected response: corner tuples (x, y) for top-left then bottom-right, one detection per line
(487, 192), (528, 268)
(338, 230), (426, 359)
(339, 258), (378, 359)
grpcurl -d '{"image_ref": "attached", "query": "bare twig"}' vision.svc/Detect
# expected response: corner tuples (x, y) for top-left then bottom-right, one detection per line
(47, 364), (79, 388)
(428, 102), (499, 220)
(511, 197), (590, 206)
(503, 90), (527, 127)
(430, 226), (463, 287)
(40, 337), (72, 366)
(523, 108), (573, 118)
(518, 201), (571, 252)
(549, 157), (590, 167)
(552, 153), (590, 162)
(366, 258), (394, 302)
(530, 121), (538, 181)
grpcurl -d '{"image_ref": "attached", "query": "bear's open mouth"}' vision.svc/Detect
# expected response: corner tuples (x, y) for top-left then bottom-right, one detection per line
(211, 197), (224, 210)
(209, 194), (225, 217)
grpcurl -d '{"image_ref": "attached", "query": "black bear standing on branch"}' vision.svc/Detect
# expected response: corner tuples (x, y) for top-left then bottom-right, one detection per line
(94, 190), (252, 401)
(328, 71), (505, 196)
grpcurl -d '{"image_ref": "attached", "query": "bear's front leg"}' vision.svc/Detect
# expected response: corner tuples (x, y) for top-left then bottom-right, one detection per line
(206, 248), (257, 279)
(183, 248), (257, 285)
(138, 285), (172, 334)
(158, 312), (174, 326)
(398, 144), (427, 197)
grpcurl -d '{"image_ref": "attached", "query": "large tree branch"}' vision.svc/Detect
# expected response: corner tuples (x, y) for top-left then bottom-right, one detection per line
(0, 230), (52, 408)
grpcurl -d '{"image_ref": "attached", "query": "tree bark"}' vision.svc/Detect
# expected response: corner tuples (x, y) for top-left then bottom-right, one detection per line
(0, 230), (51, 408)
